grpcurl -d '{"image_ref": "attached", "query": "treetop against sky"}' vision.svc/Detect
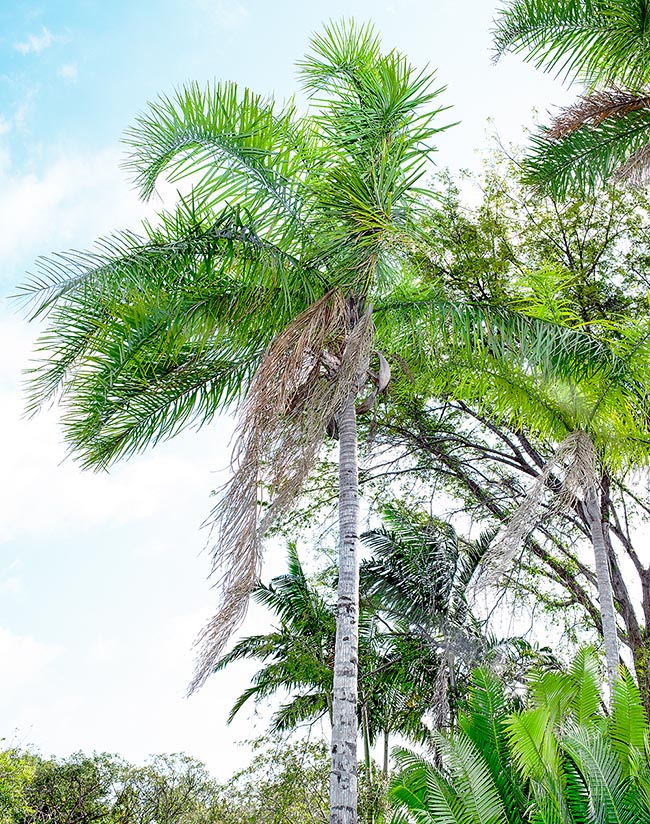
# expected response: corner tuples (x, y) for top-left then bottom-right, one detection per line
(1, 0), (573, 779)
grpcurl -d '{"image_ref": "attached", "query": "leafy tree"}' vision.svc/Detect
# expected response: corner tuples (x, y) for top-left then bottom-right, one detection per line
(0, 749), (36, 821)
(0, 748), (221, 824)
(113, 753), (220, 823)
(216, 737), (388, 824)
(16, 751), (123, 824)
(372, 159), (650, 702)
(20, 21), (627, 823)
(493, 0), (650, 196)
(215, 737), (331, 824)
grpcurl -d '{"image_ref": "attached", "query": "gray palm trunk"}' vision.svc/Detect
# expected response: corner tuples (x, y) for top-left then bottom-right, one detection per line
(584, 485), (620, 694)
(330, 390), (360, 824)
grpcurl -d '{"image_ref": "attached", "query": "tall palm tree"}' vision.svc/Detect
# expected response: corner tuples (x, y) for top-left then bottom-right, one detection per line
(19, 20), (631, 824)
(493, 0), (650, 196)
(416, 302), (650, 693)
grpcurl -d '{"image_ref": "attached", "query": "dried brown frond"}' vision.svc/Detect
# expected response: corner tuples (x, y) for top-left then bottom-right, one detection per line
(473, 431), (598, 593)
(187, 290), (374, 693)
(547, 87), (650, 140)
(613, 142), (650, 186)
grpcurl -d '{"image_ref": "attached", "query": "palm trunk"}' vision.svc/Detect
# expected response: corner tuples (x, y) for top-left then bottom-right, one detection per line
(382, 731), (389, 778)
(584, 485), (620, 695)
(330, 390), (359, 824)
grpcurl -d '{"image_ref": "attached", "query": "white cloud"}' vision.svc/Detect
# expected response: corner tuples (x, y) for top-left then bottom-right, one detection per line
(0, 627), (63, 691)
(196, 0), (250, 29)
(58, 63), (78, 82)
(14, 26), (55, 56)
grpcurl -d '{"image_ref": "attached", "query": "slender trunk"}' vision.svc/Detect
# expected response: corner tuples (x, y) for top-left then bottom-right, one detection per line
(361, 703), (374, 824)
(361, 701), (371, 774)
(330, 390), (359, 824)
(382, 731), (389, 778)
(584, 486), (620, 696)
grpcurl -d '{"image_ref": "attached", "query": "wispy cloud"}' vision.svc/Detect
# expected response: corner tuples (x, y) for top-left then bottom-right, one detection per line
(58, 63), (78, 82)
(14, 26), (55, 56)
(196, 0), (250, 29)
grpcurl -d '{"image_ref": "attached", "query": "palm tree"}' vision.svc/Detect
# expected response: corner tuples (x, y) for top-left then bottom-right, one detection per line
(492, 0), (650, 196)
(19, 20), (632, 824)
(360, 505), (492, 731)
(212, 544), (335, 733)
(391, 649), (650, 824)
(409, 274), (650, 693)
(212, 539), (441, 774)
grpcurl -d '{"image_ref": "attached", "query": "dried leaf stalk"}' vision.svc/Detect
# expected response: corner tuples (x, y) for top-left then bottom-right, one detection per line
(188, 290), (373, 693)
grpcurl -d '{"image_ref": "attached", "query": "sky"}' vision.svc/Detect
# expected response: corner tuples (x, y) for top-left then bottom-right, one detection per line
(0, 0), (575, 780)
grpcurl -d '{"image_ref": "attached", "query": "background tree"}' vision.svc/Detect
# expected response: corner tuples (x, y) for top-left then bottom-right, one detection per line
(0, 749), (221, 824)
(368, 158), (650, 702)
(0, 749), (36, 822)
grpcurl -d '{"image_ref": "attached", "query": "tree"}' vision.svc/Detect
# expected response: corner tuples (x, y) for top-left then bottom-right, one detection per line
(212, 544), (336, 733)
(371, 159), (650, 699)
(391, 649), (650, 824)
(492, 0), (650, 196)
(21, 21), (624, 824)
(212, 541), (437, 774)
(0, 749), (36, 822)
(16, 751), (123, 824)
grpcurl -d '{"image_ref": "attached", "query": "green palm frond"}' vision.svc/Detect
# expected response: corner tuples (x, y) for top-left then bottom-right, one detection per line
(390, 749), (462, 824)
(375, 292), (632, 387)
(562, 727), (639, 824)
(21, 203), (323, 467)
(492, 0), (650, 90)
(123, 81), (315, 248)
(609, 670), (649, 771)
(507, 707), (560, 781)
(567, 646), (602, 726)
(522, 108), (650, 197)
(434, 730), (510, 824)
(270, 692), (331, 733)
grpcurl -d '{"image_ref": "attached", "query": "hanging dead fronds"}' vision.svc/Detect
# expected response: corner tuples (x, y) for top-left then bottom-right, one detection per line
(613, 142), (650, 186)
(547, 87), (650, 140)
(188, 290), (374, 693)
(472, 431), (598, 594)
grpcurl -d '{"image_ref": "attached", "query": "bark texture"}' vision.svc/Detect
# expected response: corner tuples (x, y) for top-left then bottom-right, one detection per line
(330, 390), (359, 824)
(584, 487), (620, 694)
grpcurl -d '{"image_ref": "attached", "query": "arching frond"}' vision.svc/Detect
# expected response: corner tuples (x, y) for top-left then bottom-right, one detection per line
(492, 0), (650, 90)
(123, 81), (316, 249)
(523, 108), (650, 197)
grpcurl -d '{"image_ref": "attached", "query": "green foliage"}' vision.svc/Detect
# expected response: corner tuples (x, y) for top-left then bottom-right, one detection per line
(215, 738), (330, 824)
(0, 749), (36, 821)
(493, 0), (650, 195)
(20, 19), (451, 471)
(391, 650), (650, 824)
(0, 748), (220, 824)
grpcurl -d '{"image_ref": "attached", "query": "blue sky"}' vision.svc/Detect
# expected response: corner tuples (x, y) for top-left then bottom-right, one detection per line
(0, 0), (574, 779)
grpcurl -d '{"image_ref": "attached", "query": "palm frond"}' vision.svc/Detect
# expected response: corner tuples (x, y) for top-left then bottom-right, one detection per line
(522, 108), (650, 197)
(609, 670), (649, 771)
(123, 81), (315, 248)
(492, 0), (650, 90)
(188, 292), (373, 693)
